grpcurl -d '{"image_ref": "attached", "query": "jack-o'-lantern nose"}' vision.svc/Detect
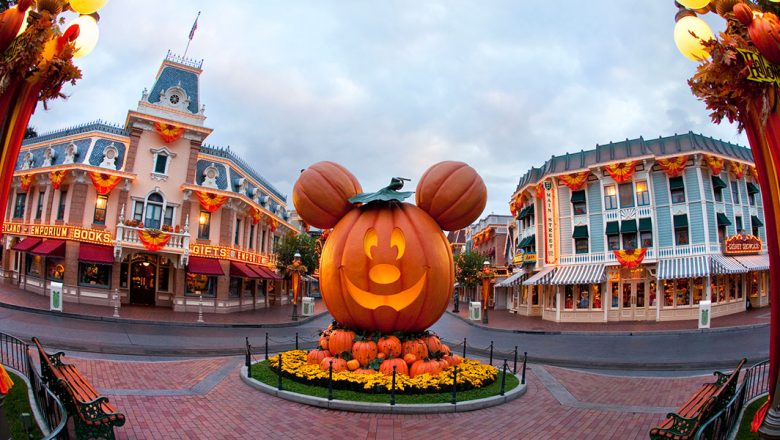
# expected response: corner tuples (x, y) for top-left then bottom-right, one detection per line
(369, 264), (400, 284)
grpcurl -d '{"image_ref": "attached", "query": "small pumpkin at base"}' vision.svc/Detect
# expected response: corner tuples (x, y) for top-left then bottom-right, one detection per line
(377, 352), (386, 360)
(410, 359), (442, 378)
(377, 336), (402, 358)
(346, 359), (360, 371)
(352, 339), (378, 367)
(379, 358), (409, 376)
(319, 335), (329, 350)
(403, 353), (417, 365)
(422, 334), (443, 355)
(354, 368), (375, 375)
(402, 339), (429, 360)
(328, 329), (356, 356)
(320, 357), (348, 373)
(449, 355), (463, 366)
(307, 349), (331, 365)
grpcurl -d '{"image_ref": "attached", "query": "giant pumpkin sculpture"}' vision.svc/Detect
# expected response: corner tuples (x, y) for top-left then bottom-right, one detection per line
(293, 161), (486, 334)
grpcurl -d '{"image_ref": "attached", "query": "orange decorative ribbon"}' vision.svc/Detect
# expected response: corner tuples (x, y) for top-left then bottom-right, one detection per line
(614, 248), (647, 269)
(703, 155), (725, 176)
(153, 121), (185, 144)
(137, 229), (172, 251)
(603, 161), (637, 184)
(19, 174), (32, 192)
(509, 199), (517, 217)
(656, 156), (688, 178)
(558, 171), (591, 191)
(750, 165), (759, 180)
(50, 170), (67, 190)
(250, 207), (263, 225)
(195, 191), (228, 213)
(268, 218), (278, 233)
(731, 161), (746, 179)
(89, 172), (122, 195)
(0, 365), (13, 395)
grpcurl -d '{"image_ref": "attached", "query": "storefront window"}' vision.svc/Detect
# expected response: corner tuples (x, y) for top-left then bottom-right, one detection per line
(532, 286), (539, 305)
(520, 286), (528, 305)
(751, 273), (759, 299)
(676, 279), (690, 306)
(635, 181), (650, 206)
(186, 273), (216, 296)
(649, 280), (657, 307)
(26, 255), (42, 277)
(158, 260), (171, 292)
(576, 284), (589, 309)
(619, 183), (634, 208)
(611, 282), (619, 309)
(244, 279), (255, 297)
(728, 275), (737, 300)
(592, 284), (601, 309)
(46, 259), (65, 281)
(229, 277), (241, 298)
(604, 185), (617, 210)
(663, 280), (674, 307)
(692, 277), (704, 304)
(120, 262), (128, 288)
(622, 283), (631, 308)
(564, 286), (574, 309)
(78, 263), (111, 288)
(636, 282), (645, 307)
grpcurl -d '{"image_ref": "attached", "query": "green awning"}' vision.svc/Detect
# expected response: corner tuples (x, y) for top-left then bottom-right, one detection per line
(516, 206), (527, 220)
(669, 176), (685, 191)
(524, 235), (535, 248)
(747, 182), (760, 195)
(620, 219), (637, 234)
(572, 226), (589, 239)
(712, 176), (727, 190)
(518, 236), (530, 248)
(570, 190), (586, 203)
(674, 214), (688, 229)
(717, 213), (732, 227)
(752, 215), (764, 227)
(605, 221), (620, 235)
(638, 217), (652, 232)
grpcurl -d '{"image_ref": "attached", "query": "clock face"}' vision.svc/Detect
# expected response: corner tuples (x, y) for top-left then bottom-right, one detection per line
(170, 94), (180, 105)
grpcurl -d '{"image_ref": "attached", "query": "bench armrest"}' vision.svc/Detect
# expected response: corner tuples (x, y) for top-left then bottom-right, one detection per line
(75, 396), (126, 426)
(713, 371), (730, 387)
(48, 351), (67, 367)
(659, 412), (701, 437)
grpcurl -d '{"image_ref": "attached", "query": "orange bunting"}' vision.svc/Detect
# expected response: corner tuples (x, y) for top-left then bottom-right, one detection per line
(153, 121), (185, 144)
(0, 365), (12, 395)
(268, 218), (278, 233)
(750, 165), (759, 180)
(50, 170), (67, 190)
(250, 208), (263, 225)
(19, 174), (32, 192)
(558, 171), (591, 191)
(89, 172), (122, 195)
(704, 155), (725, 175)
(614, 248), (647, 269)
(137, 229), (172, 251)
(509, 199), (517, 217)
(195, 191), (228, 213)
(603, 161), (637, 184)
(731, 161), (746, 179)
(656, 156), (688, 178)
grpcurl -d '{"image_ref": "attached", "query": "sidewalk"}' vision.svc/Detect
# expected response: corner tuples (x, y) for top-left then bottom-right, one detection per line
(448, 304), (771, 333)
(0, 279), (329, 327)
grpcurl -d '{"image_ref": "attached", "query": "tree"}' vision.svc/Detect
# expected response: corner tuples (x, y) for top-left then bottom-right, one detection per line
(455, 250), (484, 290)
(275, 232), (318, 276)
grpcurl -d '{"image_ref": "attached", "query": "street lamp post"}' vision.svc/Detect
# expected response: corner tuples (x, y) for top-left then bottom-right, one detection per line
(478, 260), (495, 324)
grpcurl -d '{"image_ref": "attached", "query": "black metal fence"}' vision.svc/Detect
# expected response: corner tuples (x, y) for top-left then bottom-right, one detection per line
(0, 332), (67, 439)
(693, 359), (770, 440)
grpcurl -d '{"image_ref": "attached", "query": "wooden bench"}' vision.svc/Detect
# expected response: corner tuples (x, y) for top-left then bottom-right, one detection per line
(649, 358), (745, 440)
(33, 337), (125, 440)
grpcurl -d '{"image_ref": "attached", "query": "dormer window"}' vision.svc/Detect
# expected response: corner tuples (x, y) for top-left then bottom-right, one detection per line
(158, 84), (191, 112)
(150, 147), (176, 176)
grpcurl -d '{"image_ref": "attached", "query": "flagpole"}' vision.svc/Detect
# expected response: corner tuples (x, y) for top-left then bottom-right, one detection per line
(183, 11), (200, 58)
(183, 39), (192, 59)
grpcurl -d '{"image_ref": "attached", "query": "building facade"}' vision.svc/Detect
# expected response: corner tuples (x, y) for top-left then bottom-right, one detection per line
(502, 133), (768, 322)
(1, 52), (298, 313)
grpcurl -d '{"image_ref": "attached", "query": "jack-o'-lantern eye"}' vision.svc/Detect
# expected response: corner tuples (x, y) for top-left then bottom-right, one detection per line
(391, 228), (405, 260)
(364, 228), (378, 259)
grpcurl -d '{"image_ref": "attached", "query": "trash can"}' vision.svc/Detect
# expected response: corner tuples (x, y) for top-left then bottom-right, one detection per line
(301, 297), (315, 317)
(698, 300), (711, 329)
(469, 301), (482, 321)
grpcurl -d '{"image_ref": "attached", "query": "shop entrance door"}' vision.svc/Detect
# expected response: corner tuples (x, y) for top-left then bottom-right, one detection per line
(130, 255), (157, 305)
(620, 280), (648, 320)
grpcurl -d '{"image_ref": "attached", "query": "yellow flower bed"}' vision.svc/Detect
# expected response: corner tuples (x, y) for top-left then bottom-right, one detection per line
(268, 350), (498, 393)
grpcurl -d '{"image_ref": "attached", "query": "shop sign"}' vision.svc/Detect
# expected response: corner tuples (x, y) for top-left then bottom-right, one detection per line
(724, 233), (762, 255)
(189, 243), (273, 266)
(2, 222), (113, 245)
(542, 180), (558, 264)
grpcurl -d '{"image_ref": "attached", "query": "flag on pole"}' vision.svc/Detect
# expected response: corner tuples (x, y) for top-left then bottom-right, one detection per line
(189, 11), (200, 40)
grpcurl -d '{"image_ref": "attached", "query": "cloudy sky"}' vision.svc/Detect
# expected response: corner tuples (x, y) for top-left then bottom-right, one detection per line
(29, 0), (745, 220)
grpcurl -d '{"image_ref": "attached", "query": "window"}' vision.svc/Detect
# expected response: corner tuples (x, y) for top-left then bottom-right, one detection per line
(47, 259), (65, 281)
(635, 181), (650, 206)
(235, 219), (242, 245)
(753, 226), (761, 238)
(669, 177), (686, 204)
(674, 215), (689, 246)
(158, 259), (171, 292)
(571, 190), (587, 215)
(604, 185), (617, 210)
(731, 181), (740, 204)
(718, 225), (727, 244)
(35, 191), (45, 219)
(26, 255), (42, 277)
(153, 154), (168, 174)
(640, 231), (653, 248)
(93, 194), (108, 224)
(78, 263), (111, 288)
(13, 193), (26, 219)
(120, 262), (128, 288)
(575, 238), (589, 254)
(748, 182), (759, 206)
(564, 285), (574, 309)
(249, 224), (256, 248)
(607, 234), (620, 251)
(163, 206), (174, 227)
(712, 175), (726, 202)
(618, 183), (634, 208)
(144, 193), (164, 229)
(622, 233), (637, 250)
(133, 200), (143, 221)
(56, 188), (67, 220)
(735, 215), (743, 233)
(229, 277), (241, 298)
(198, 211), (210, 239)
(714, 187), (723, 202)
(261, 229), (267, 252)
(186, 273), (216, 296)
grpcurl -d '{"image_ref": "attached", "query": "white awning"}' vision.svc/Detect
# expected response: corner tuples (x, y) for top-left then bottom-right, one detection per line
(496, 271), (525, 287)
(522, 266), (556, 286)
(657, 256), (710, 280)
(733, 254), (770, 271)
(549, 264), (605, 285)
(711, 255), (749, 275)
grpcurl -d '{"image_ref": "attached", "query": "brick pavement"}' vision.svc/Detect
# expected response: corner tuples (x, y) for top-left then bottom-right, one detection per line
(59, 355), (712, 439)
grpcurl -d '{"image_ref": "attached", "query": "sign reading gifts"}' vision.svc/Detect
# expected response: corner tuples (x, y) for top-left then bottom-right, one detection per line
(724, 233), (762, 255)
(2, 222), (113, 245)
(189, 243), (274, 266)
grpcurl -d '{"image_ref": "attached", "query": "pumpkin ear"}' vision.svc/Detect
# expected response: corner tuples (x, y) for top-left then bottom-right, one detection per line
(415, 161), (487, 231)
(293, 161), (362, 229)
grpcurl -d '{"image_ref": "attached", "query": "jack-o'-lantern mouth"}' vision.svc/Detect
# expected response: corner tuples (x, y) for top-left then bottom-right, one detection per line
(341, 268), (427, 312)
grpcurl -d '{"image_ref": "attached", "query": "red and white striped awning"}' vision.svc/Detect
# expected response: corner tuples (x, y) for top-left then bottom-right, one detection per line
(711, 255), (749, 275)
(657, 256), (710, 280)
(549, 264), (605, 285)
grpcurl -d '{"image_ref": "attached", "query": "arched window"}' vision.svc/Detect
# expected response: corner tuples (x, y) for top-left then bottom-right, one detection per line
(144, 193), (164, 229)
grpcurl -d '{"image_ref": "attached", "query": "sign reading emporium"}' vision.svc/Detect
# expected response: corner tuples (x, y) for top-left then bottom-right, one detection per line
(2, 222), (113, 245)
(724, 233), (762, 255)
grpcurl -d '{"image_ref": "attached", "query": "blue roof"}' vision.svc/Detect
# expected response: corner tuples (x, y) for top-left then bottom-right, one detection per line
(200, 144), (286, 201)
(22, 120), (128, 146)
(148, 65), (200, 114)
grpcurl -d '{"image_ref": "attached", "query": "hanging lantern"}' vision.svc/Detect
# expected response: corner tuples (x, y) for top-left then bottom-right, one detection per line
(68, 15), (100, 58)
(674, 15), (714, 61)
(677, 0), (711, 8)
(69, 0), (110, 15)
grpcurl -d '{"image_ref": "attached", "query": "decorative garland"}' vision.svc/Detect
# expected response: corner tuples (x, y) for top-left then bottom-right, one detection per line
(50, 170), (67, 190)
(195, 190), (228, 213)
(19, 174), (32, 192)
(614, 248), (647, 270)
(731, 161), (746, 179)
(750, 165), (759, 180)
(703, 155), (725, 176)
(250, 207), (262, 225)
(136, 229), (172, 251)
(656, 156), (688, 178)
(153, 121), (185, 144)
(603, 161), (637, 184)
(88, 172), (121, 196)
(268, 218), (278, 233)
(557, 170), (591, 191)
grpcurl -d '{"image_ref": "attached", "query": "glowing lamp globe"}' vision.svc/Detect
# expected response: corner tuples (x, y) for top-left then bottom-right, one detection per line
(677, 0), (710, 8)
(674, 15), (714, 61)
(69, 0), (110, 14)
(68, 15), (99, 58)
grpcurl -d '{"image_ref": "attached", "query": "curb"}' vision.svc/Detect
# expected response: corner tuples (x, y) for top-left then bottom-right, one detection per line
(240, 365), (527, 413)
(445, 310), (769, 336)
(0, 300), (330, 329)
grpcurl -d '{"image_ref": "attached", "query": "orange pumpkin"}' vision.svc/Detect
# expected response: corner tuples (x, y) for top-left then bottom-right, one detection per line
(293, 161), (363, 229)
(318, 335), (329, 351)
(328, 329), (355, 356)
(402, 339), (429, 360)
(307, 349), (331, 365)
(352, 339), (378, 367)
(320, 357), (348, 373)
(379, 358), (408, 376)
(403, 353), (417, 365)
(736, 7), (780, 65)
(450, 355), (463, 366)
(415, 161), (487, 231)
(422, 334), (443, 355)
(377, 336), (402, 358)
(354, 368), (375, 375)
(320, 202), (455, 333)
(440, 344), (451, 356)
(410, 359), (442, 378)
(346, 359), (360, 371)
